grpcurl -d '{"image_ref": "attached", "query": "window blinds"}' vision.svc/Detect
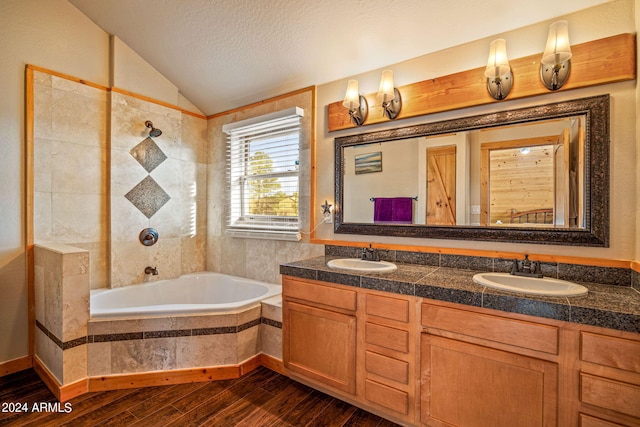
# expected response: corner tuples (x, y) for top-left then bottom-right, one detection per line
(223, 107), (303, 240)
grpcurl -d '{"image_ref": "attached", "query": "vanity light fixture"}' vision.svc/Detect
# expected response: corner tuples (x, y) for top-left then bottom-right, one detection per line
(484, 39), (513, 100)
(540, 20), (572, 91)
(377, 70), (402, 120)
(342, 79), (368, 126)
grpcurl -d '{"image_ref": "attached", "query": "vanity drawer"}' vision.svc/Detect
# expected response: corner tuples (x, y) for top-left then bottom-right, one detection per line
(283, 277), (356, 311)
(422, 303), (558, 354)
(365, 379), (409, 415)
(366, 294), (409, 323)
(365, 322), (409, 353)
(580, 373), (640, 418)
(581, 332), (640, 374)
(365, 350), (409, 385)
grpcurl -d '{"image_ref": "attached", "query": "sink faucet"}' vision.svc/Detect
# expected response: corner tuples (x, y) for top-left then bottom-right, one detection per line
(510, 255), (543, 278)
(144, 266), (159, 276)
(361, 244), (380, 262)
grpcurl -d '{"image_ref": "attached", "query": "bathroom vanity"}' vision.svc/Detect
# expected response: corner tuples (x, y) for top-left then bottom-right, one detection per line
(280, 257), (640, 427)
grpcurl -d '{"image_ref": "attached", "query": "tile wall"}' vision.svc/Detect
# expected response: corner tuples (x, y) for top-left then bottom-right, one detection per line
(33, 70), (208, 289)
(34, 244), (90, 385)
(110, 93), (208, 287)
(206, 89), (324, 285)
(33, 71), (109, 289)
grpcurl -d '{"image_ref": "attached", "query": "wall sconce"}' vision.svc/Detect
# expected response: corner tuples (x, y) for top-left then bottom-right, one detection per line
(377, 70), (402, 120)
(484, 39), (513, 100)
(342, 80), (368, 126)
(540, 20), (572, 90)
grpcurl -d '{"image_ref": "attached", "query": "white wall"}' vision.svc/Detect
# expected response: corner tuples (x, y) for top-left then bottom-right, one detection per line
(0, 0), (205, 366)
(0, 0), (109, 364)
(315, 0), (638, 261)
(343, 139), (419, 223)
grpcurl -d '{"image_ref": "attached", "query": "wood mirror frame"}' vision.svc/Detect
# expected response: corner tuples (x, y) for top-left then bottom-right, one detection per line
(334, 95), (609, 246)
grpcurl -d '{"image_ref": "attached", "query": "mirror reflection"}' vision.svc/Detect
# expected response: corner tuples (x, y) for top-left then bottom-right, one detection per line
(343, 115), (585, 229)
(334, 95), (609, 246)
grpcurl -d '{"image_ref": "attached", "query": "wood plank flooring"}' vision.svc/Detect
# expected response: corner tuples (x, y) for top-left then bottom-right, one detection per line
(0, 367), (401, 426)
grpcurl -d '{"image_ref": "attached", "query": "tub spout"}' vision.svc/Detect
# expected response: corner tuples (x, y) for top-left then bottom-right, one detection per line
(145, 266), (158, 276)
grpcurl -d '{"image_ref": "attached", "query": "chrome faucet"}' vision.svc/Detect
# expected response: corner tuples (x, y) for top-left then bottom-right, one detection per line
(361, 244), (380, 261)
(510, 255), (543, 278)
(144, 266), (159, 276)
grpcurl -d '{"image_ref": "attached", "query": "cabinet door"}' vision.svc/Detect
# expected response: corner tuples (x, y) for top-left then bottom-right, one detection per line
(284, 301), (357, 394)
(421, 334), (558, 427)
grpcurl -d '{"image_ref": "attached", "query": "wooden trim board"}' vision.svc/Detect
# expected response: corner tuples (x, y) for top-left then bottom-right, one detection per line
(328, 34), (636, 131)
(310, 238), (632, 269)
(0, 356), (32, 377)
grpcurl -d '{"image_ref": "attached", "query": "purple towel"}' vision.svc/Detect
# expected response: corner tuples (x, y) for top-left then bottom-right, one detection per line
(373, 198), (413, 223)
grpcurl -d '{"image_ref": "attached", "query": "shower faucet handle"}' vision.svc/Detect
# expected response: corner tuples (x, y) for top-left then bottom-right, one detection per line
(139, 228), (159, 246)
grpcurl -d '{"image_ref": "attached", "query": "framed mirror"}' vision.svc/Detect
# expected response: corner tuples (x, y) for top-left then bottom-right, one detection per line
(334, 95), (609, 246)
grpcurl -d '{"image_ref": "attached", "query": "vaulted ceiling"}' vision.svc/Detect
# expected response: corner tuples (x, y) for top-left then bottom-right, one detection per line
(68, 0), (609, 115)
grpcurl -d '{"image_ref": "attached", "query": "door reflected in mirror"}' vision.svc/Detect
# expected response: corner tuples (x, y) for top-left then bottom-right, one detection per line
(334, 95), (609, 246)
(342, 115), (585, 229)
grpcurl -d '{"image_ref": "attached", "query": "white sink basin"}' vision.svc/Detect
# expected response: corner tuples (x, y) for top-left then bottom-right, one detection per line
(473, 272), (588, 297)
(327, 258), (397, 273)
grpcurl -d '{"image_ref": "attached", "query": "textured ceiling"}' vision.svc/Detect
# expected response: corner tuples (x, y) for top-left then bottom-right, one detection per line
(68, 0), (608, 116)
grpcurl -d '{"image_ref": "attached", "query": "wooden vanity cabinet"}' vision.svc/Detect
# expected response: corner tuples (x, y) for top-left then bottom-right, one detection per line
(362, 293), (419, 421)
(578, 331), (640, 426)
(282, 276), (420, 425)
(283, 277), (358, 394)
(421, 302), (560, 427)
(283, 274), (640, 427)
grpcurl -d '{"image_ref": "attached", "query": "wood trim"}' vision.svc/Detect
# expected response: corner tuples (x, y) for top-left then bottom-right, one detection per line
(32, 353), (285, 401)
(25, 64), (206, 119)
(310, 238), (631, 269)
(310, 86), (318, 240)
(206, 86), (315, 120)
(632, 261), (640, 273)
(110, 87), (207, 119)
(0, 356), (32, 377)
(25, 66), (35, 358)
(87, 354), (263, 393)
(328, 33), (636, 132)
(26, 64), (109, 91)
(32, 356), (88, 402)
(259, 353), (287, 376)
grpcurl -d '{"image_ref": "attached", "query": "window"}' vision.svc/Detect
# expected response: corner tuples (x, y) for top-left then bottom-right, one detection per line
(223, 107), (303, 240)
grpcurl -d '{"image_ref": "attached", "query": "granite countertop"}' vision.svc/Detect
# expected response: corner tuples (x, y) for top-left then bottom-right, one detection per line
(280, 256), (640, 334)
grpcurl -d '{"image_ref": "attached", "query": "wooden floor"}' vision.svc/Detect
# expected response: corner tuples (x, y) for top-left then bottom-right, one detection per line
(0, 367), (401, 426)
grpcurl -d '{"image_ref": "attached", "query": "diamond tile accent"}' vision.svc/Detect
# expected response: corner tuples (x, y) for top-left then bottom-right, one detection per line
(125, 176), (171, 218)
(130, 137), (167, 173)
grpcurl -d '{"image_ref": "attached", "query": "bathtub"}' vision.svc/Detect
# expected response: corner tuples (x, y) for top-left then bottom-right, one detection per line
(90, 272), (281, 318)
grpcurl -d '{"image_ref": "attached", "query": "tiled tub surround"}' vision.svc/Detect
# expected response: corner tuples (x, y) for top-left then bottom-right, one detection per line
(87, 303), (273, 376)
(110, 91), (208, 288)
(280, 246), (640, 333)
(34, 243), (284, 399)
(34, 244), (90, 385)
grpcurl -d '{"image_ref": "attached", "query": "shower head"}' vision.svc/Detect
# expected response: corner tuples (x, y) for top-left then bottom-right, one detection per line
(145, 120), (162, 137)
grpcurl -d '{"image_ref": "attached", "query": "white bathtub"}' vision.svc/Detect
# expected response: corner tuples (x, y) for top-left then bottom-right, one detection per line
(90, 272), (281, 318)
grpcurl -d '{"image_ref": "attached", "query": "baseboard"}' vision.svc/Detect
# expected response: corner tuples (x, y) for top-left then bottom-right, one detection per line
(87, 353), (267, 393)
(259, 353), (287, 376)
(32, 353), (286, 401)
(0, 355), (32, 377)
(32, 356), (88, 402)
